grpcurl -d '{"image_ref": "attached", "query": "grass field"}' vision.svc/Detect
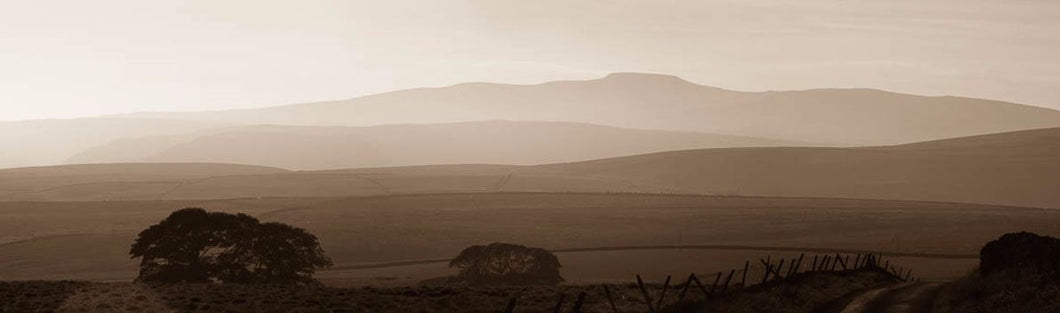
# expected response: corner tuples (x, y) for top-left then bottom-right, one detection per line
(2, 193), (1056, 284)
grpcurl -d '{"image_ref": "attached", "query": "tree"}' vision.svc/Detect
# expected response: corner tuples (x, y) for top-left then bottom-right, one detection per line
(449, 243), (563, 285)
(130, 208), (332, 284)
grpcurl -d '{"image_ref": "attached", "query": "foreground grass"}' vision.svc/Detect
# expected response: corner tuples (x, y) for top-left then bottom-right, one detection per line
(1, 281), (670, 313)
(0, 269), (896, 313)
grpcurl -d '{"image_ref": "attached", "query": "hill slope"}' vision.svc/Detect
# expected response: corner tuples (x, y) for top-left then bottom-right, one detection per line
(0, 163), (288, 201)
(519, 127), (1060, 209)
(117, 72), (1060, 145)
(2, 128), (1057, 208)
(68, 121), (809, 170)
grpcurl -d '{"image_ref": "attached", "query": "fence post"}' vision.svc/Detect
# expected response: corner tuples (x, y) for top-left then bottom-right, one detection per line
(690, 274), (709, 298)
(759, 259), (772, 283)
(831, 254), (841, 271)
(835, 253), (846, 270)
(792, 253), (805, 276)
(711, 272), (722, 293)
(553, 293), (567, 313)
(656, 275), (671, 309)
(505, 297), (518, 313)
(572, 292), (587, 313)
(678, 274), (692, 301)
(741, 260), (749, 287)
(603, 285), (619, 313)
(636, 275), (656, 313)
(786, 257), (796, 277)
(811, 255), (818, 272)
(722, 269), (735, 291)
(854, 253), (862, 269)
(775, 258), (786, 280)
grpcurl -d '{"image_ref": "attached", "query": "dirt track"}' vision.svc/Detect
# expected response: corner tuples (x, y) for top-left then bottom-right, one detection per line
(839, 282), (942, 313)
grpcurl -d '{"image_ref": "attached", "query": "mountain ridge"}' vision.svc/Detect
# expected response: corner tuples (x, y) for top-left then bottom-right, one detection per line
(108, 72), (1060, 145)
(67, 120), (813, 170)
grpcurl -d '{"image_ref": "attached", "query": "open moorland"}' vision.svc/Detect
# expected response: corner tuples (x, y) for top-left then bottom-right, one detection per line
(3, 192), (1058, 285)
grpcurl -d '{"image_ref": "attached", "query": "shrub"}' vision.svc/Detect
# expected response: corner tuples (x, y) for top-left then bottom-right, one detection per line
(130, 208), (332, 284)
(979, 231), (1060, 281)
(449, 243), (562, 285)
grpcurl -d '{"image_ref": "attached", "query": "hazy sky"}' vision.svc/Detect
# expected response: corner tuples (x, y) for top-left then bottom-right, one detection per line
(2, 0), (1058, 121)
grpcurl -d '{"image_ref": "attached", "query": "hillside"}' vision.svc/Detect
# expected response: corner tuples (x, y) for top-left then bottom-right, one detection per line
(68, 121), (809, 170)
(1, 128), (1057, 208)
(116, 72), (1060, 145)
(519, 127), (1060, 209)
(0, 163), (288, 201)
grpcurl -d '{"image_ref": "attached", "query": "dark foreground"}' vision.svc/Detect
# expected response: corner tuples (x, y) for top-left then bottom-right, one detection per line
(1, 269), (897, 313)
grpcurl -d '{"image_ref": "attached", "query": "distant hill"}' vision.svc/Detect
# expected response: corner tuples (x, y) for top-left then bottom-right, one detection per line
(3, 128), (1058, 208)
(7, 72), (1060, 170)
(116, 72), (1060, 145)
(68, 121), (810, 170)
(516, 127), (1060, 209)
(0, 118), (233, 169)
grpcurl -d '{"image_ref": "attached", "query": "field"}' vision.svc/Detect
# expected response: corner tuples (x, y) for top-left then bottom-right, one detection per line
(3, 193), (1057, 285)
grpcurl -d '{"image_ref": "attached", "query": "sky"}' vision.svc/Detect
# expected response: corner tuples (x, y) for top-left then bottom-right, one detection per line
(1, 0), (1058, 121)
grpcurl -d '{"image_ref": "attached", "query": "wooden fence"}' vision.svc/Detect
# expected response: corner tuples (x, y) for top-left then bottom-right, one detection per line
(503, 252), (915, 313)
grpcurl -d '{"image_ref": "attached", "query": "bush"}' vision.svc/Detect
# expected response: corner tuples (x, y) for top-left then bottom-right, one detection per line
(979, 231), (1060, 281)
(129, 208), (332, 284)
(934, 232), (1060, 313)
(449, 243), (562, 285)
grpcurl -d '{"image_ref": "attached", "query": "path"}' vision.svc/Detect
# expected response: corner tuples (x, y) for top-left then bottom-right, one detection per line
(839, 282), (942, 313)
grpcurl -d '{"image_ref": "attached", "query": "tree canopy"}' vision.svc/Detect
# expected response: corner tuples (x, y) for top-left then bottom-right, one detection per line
(449, 242), (562, 285)
(130, 208), (332, 284)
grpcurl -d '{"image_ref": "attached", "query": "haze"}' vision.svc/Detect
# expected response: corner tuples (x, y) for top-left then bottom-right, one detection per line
(2, 0), (1059, 121)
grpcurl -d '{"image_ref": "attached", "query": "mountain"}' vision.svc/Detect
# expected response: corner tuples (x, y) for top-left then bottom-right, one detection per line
(4, 127), (1058, 208)
(0, 118), (233, 169)
(67, 121), (810, 170)
(8, 72), (1059, 169)
(116, 72), (1060, 145)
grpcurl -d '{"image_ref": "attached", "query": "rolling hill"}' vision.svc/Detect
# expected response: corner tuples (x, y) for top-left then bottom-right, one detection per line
(116, 72), (1060, 145)
(7, 72), (1060, 170)
(0, 118), (232, 169)
(1, 127), (1057, 208)
(67, 121), (810, 170)
(517, 127), (1060, 208)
